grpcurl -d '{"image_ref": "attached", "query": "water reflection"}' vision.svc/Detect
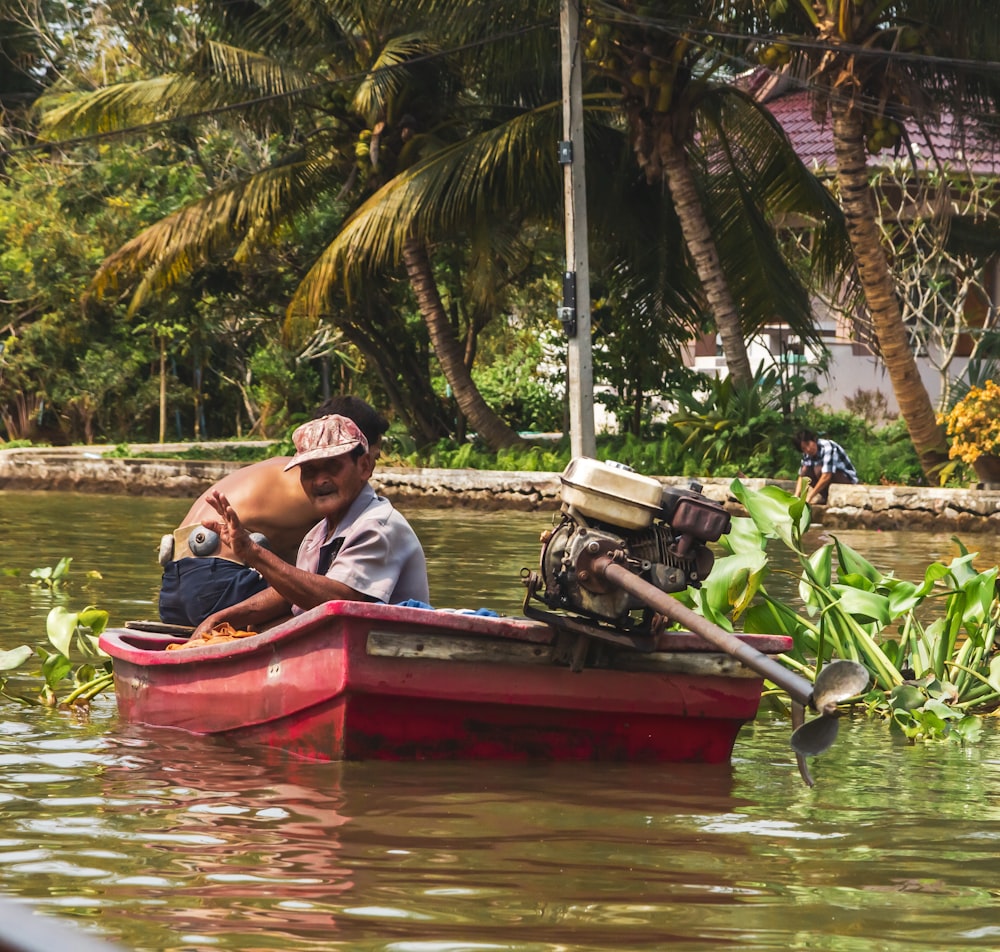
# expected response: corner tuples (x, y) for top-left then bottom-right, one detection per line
(4, 493), (1000, 951)
(85, 721), (756, 950)
(4, 694), (1000, 950)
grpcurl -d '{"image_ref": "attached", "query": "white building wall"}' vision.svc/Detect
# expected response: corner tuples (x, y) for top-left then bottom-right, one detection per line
(684, 332), (965, 417)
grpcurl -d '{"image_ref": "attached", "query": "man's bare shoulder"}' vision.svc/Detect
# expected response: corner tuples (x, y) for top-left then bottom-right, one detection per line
(182, 457), (316, 530)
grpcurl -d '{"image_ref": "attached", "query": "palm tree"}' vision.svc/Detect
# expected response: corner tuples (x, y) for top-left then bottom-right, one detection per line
(577, 0), (848, 389)
(38, 0), (845, 450)
(37, 0), (557, 449)
(736, 0), (1000, 479)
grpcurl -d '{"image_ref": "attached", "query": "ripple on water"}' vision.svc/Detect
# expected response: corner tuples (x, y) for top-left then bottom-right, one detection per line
(4, 499), (1000, 951)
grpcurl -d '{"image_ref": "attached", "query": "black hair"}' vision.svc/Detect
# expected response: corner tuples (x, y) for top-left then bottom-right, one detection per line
(793, 429), (817, 451)
(314, 395), (389, 446)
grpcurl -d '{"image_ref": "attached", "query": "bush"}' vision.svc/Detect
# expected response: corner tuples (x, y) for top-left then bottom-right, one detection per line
(801, 412), (923, 486)
(942, 380), (1000, 465)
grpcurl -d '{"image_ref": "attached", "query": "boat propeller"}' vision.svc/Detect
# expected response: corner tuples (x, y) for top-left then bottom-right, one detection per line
(574, 544), (870, 785)
(530, 458), (870, 784)
(788, 659), (871, 785)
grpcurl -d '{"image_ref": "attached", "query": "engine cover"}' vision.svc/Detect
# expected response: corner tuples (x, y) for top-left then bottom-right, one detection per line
(533, 458), (730, 628)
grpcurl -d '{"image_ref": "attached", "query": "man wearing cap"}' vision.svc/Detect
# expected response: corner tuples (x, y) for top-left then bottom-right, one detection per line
(157, 396), (392, 628)
(190, 412), (429, 637)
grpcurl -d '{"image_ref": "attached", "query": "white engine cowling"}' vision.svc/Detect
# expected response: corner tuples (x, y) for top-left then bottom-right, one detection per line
(536, 458), (731, 626)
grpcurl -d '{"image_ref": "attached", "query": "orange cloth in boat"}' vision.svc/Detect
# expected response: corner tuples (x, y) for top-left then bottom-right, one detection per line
(166, 622), (257, 650)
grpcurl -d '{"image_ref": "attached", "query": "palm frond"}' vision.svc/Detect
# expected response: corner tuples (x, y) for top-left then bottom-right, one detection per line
(352, 34), (439, 122)
(37, 77), (186, 136)
(91, 144), (345, 313)
(290, 100), (565, 319)
(694, 90), (845, 343)
(190, 40), (319, 97)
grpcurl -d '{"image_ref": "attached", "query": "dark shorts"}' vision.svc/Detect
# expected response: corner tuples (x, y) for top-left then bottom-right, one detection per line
(800, 465), (854, 503)
(158, 558), (269, 627)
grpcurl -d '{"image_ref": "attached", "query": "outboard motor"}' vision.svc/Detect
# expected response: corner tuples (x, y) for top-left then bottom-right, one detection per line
(530, 458), (731, 629)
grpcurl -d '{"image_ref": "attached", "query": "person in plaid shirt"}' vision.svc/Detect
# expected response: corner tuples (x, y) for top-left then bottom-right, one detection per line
(793, 429), (859, 505)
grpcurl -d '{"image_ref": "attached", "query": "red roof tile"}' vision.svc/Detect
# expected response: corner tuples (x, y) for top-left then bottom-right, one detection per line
(753, 72), (1000, 176)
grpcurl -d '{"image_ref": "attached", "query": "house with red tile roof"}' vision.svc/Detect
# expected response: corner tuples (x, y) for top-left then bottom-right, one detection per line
(686, 69), (1000, 419)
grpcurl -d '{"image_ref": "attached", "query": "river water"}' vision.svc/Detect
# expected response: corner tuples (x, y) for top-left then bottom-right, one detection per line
(3, 491), (1000, 951)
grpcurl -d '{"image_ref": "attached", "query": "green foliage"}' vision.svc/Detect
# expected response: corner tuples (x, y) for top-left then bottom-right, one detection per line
(701, 481), (1000, 742)
(29, 557), (72, 590)
(592, 431), (687, 476)
(471, 337), (563, 433)
(246, 342), (322, 437)
(80, 404), (924, 488)
(0, 144), (200, 442)
(666, 366), (818, 478)
(0, 557), (113, 710)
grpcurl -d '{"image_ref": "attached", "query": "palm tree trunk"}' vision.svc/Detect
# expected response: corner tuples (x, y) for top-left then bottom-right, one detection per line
(830, 102), (949, 479)
(402, 237), (524, 451)
(657, 125), (754, 388)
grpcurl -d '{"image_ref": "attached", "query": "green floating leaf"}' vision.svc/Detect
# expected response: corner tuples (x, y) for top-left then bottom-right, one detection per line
(838, 571), (876, 593)
(891, 708), (919, 738)
(719, 514), (767, 556)
(950, 716), (983, 744)
(743, 599), (811, 642)
(41, 651), (72, 689)
(916, 560), (953, 597)
(923, 698), (961, 721)
(833, 537), (882, 585)
(799, 543), (832, 608)
(729, 480), (805, 551)
(988, 655), (1000, 693)
(885, 578), (920, 615)
(914, 707), (949, 737)
(890, 683), (925, 712)
(0, 645), (34, 671)
(700, 550), (768, 621)
(78, 607), (109, 636)
(46, 607), (78, 658)
(830, 584), (892, 624)
(51, 556), (72, 580)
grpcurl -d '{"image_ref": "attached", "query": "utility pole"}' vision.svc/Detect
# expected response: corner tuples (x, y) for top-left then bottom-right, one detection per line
(559, 0), (596, 459)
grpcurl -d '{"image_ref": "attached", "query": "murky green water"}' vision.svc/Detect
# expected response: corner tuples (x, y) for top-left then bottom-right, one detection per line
(3, 491), (1000, 951)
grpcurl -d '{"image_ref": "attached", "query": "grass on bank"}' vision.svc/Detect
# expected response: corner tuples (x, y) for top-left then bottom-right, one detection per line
(86, 410), (935, 486)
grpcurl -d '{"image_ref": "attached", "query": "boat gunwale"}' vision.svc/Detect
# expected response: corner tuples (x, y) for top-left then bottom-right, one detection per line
(100, 599), (793, 666)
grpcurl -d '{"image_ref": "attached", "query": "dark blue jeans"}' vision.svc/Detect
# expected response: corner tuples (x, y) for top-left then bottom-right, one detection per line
(158, 558), (269, 627)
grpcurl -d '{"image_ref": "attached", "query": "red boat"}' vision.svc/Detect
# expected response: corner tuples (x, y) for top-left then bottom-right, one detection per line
(101, 459), (867, 770)
(99, 599), (792, 763)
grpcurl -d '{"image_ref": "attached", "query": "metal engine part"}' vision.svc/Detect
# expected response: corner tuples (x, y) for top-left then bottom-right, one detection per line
(534, 459), (731, 626)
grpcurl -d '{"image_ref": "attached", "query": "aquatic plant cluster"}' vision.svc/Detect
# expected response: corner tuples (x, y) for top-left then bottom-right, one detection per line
(690, 483), (1000, 743)
(942, 380), (1000, 466)
(0, 559), (112, 710)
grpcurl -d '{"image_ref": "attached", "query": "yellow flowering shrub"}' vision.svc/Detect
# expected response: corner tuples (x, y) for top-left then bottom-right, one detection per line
(942, 380), (1000, 465)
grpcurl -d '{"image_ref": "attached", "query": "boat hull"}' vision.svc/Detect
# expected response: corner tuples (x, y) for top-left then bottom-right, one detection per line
(100, 601), (792, 763)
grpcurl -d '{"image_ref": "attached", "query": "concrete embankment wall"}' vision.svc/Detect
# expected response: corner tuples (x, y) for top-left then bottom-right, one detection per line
(3, 445), (1000, 532)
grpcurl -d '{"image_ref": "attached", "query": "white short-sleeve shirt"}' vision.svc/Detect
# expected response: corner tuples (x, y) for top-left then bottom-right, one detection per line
(293, 484), (429, 609)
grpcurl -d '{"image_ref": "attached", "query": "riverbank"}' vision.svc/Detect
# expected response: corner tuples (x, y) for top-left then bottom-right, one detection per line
(3, 443), (1000, 532)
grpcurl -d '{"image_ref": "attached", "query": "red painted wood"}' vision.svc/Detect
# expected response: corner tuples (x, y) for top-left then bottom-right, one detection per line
(100, 601), (792, 764)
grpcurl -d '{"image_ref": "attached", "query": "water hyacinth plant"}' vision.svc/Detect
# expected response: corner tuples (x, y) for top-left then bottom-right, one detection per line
(687, 481), (1000, 743)
(0, 557), (113, 710)
(0, 604), (113, 710)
